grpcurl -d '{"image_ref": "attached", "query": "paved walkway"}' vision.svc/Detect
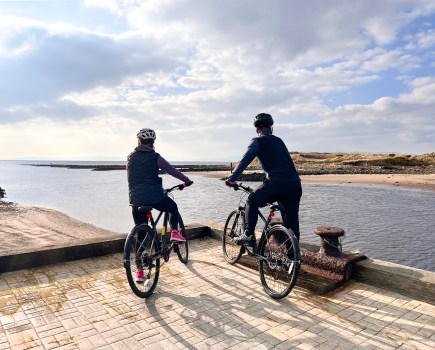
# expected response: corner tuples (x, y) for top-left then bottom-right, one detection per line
(1, 237), (434, 349)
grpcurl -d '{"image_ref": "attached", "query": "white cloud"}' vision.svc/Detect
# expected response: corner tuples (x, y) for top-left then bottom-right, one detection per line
(0, 13), (188, 108)
(0, 0), (434, 159)
(399, 76), (435, 104)
(284, 75), (435, 153)
(360, 49), (421, 72)
(405, 28), (435, 50)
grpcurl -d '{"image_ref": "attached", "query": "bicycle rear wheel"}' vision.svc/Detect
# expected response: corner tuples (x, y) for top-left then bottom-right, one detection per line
(222, 210), (244, 264)
(173, 214), (188, 264)
(124, 224), (160, 298)
(258, 225), (300, 299)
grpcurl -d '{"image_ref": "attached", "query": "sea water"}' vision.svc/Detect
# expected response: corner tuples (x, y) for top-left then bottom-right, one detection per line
(1, 160), (434, 272)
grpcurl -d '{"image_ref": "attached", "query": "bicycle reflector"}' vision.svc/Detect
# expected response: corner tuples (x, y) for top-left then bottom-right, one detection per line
(146, 213), (152, 219)
(270, 211), (275, 217)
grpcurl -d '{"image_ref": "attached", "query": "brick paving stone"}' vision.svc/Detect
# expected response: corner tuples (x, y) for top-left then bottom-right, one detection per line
(0, 237), (434, 349)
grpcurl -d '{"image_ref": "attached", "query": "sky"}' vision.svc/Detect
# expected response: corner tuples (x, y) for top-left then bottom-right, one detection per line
(0, 0), (434, 161)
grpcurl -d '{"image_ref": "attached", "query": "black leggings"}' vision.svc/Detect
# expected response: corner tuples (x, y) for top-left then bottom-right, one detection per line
(132, 196), (180, 230)
(245, 179), (302, 241)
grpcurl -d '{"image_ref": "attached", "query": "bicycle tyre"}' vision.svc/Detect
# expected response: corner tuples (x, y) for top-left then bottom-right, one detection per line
(222, 210), (244, 264)
(258, 225), (300, 299)
(174, 214), (189, 264)
(124, 224), (160, 298)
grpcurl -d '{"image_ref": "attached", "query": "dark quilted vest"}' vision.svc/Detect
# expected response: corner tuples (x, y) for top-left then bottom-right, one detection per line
(127, 150), (165, 206)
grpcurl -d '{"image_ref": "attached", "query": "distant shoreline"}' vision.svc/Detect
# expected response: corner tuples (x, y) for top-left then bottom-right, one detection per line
(22, 152), (434, 175)
(24, 160), (435, 191)
(25, 163), (232, 172)
(26, 161), (435, 176)
(186, 170), (435, 192)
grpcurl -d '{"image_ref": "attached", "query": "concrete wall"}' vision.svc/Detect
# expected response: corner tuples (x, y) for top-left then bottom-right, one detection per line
(0, 223), (209, 274)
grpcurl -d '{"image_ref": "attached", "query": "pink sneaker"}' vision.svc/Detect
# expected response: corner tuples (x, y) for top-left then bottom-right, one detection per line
(135, 270), (144, 283)
(170, 230), (186, 243)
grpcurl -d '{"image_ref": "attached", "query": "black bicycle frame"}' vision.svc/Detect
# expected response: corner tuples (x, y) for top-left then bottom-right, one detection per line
(237, 203), (283, 256)
(147, 210), (170, 245)
(135, 184), (185, 259)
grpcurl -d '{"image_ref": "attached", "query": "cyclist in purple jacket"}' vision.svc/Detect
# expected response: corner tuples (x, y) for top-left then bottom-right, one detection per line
(226, 113), (302, 245)
(127, 128), (193, 245)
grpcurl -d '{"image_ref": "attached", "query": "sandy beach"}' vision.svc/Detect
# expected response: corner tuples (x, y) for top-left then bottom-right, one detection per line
(1, 173), (433, 258)
(301, 173), (435, 191)
(190, 171), (435, 192)
(0, 203), (121, 257)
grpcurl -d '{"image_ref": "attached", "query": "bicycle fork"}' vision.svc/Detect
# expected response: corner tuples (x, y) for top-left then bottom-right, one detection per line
(230, 209), (245, 239)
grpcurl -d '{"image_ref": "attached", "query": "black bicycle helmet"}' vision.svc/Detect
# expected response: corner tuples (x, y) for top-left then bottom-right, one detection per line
(253, 113), (274, 128)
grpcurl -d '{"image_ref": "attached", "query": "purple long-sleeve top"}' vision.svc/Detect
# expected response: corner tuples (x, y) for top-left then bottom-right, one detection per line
(136, 145), (191, 183)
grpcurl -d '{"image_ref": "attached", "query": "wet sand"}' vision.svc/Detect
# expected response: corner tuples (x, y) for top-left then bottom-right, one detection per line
(301, 173), (435, 191)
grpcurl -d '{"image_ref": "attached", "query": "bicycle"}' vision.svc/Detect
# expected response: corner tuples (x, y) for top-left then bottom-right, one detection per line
(124, 184), (189, 298)
(223, 183), (301, 299)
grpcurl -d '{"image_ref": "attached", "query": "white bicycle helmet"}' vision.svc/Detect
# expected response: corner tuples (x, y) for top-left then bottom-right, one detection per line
(137, 128), (156, 140)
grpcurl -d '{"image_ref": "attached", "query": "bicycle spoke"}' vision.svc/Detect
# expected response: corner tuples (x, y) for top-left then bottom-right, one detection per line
(224, 183), (301, 299)
(124, 225), (160, 298)
(223, 210), (244, 264)
(125, 185), (189, 298)
(175, 214), (188, 264)
(259, 226), (300, 299)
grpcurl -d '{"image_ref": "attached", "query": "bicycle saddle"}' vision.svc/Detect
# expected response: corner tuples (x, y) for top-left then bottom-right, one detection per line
(269, 204), (280, 211)
(138, 206), (153, 213)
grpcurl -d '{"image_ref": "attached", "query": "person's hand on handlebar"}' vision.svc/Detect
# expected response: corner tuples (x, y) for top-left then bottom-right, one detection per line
(184, 180), (193, 188)
(225, 180), (236, 187)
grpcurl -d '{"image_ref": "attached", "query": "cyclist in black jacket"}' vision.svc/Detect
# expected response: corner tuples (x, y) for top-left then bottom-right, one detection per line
(225, 113), (302, 245)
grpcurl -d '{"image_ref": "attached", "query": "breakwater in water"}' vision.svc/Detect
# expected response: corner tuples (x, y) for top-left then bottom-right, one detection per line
(27, 163), (231, 173)
(26, 151), (435, 176)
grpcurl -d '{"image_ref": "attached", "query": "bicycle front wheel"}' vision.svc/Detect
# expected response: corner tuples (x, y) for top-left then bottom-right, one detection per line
(222, 210), (244, 264)
(258, 225), (300, 299)
(173, 214), (189, 264)
(124, 224), (160, 298)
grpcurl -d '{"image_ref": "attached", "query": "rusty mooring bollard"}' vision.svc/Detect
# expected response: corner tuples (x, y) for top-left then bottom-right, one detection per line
(314, 226), (345, 257)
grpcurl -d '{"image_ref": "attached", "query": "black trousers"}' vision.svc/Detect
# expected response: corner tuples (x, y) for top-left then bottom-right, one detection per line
(132, 195), (180, 230)
(245, 179), (302, 241)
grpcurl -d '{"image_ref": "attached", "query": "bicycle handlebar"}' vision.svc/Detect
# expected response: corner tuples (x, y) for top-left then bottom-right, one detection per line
(227, 182), (253, 193)
(165, 182), (193, 194)
(229, 182), (283, 212)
